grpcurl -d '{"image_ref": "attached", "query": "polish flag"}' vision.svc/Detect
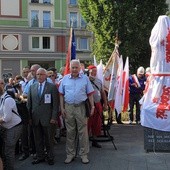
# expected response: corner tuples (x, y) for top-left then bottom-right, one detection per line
(122, 57), (129, 112)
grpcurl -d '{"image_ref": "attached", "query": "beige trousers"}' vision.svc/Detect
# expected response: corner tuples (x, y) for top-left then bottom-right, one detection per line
(65, 103), (89, 158)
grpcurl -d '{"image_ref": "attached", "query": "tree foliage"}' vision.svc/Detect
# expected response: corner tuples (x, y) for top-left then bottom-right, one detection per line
(78, 0), (168, 72)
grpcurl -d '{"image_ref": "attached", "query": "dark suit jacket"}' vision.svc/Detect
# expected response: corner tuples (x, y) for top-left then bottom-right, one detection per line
(27, 81), (59, 126)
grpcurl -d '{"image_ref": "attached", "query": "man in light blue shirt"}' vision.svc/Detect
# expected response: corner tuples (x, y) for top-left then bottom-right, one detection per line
(59, 59), (94, 164)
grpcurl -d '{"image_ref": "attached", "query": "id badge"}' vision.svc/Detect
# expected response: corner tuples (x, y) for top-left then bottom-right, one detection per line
(44, 94), (51, 103)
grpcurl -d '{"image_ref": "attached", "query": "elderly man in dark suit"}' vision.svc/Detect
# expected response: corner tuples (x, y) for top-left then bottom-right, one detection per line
(27, 68), (59, 165)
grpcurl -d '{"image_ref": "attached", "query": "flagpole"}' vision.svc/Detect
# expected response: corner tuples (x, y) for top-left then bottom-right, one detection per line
(106, 35), (121, 110)
(64, 18), (76, 75)
(64, 19), (73, 75)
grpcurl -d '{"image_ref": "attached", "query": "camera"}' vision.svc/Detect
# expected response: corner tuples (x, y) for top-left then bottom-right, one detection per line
(13, 83), (21, 88)
(84, 69), (89, 76)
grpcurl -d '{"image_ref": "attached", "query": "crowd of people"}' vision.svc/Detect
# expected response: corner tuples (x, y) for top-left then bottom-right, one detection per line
(0, 59), (149, 169)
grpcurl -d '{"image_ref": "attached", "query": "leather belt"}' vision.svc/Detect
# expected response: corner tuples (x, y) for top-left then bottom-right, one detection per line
(66, 101), (85, 107)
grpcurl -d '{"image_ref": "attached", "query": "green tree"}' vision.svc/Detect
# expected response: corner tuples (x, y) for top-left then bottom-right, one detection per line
(78, 0), (168, 72)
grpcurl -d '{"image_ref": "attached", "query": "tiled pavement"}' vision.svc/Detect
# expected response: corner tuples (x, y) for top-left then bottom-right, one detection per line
(15, 123), (170, 170)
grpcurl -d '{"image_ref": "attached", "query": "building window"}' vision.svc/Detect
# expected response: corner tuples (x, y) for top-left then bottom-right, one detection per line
(80, 38), (88, 50)
(70, 12), (77, 28)
(0, 0), (22, 18)
(32, 37), (39, 48)
(31, 36), (53, 50)
(43, 11), (51, 28)
(43, 0), (51, 3)
(80, 16), (87, 28)
(43, 37), (50, 49)
(31, 10), (39, 27)
(31, 0), (39, 3)
(69, 0), (77, 5)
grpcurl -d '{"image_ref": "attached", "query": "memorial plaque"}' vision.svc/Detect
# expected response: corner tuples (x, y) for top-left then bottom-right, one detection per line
(144, 127), (170, 152)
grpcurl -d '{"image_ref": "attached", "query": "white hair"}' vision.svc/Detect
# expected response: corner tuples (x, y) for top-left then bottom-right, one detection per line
(36, 68), (47, 75)
(70, 59), (81, 67)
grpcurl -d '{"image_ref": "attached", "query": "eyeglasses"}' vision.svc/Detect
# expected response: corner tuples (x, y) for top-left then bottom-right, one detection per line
(36, 73), (46, 76)
(49, 75), (55, 78)
(71, 67), (79, 69)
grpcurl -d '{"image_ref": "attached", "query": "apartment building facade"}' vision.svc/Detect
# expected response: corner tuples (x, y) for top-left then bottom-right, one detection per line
(67, 0), (93, 62)
(0, 0), (93, 79)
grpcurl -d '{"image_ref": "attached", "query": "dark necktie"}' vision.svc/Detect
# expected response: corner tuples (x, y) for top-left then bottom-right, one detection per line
(38, 84), (42, 97)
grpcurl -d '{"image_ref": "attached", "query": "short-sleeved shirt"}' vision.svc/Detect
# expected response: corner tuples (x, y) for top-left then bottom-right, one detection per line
(59, 73), (94, 104)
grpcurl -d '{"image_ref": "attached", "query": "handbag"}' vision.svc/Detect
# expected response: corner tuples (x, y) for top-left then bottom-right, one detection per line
(85, 98), (91, 117)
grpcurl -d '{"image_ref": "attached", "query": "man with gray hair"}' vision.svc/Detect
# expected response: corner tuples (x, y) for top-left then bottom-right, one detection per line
(59, 59), (94, 164)
(27, 68), (59, 165)
(129, 66), (146, 124)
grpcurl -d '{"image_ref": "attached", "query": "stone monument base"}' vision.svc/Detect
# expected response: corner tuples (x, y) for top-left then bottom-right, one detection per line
(144, 127), (170, 152)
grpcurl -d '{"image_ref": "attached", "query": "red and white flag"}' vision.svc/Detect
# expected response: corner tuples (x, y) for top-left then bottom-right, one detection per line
(107, 48), (119, 110)
(115, 56), (123, 115)
(64, 28), (76, 75)
(122, 57), (129, 112)
(132, 74), (141, 87)
(103, 50), (116, 92)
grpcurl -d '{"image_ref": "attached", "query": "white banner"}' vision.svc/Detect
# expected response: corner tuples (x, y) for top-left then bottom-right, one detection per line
(141, 15), (170, 132)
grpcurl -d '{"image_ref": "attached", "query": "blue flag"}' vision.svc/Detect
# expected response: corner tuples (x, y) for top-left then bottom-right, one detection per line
(71, 29), (76, 60)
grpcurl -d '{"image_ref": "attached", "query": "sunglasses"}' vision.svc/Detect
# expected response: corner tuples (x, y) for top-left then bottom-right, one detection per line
(49, 75), (55, 78)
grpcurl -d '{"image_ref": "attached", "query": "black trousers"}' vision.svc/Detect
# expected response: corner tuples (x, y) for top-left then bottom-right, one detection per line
(129, 93), (141, 122)
(17, 102), (30, 155)
(33, 122), (54, 160)
(115, 109), (122, 123)
(0, 126), (5, 158)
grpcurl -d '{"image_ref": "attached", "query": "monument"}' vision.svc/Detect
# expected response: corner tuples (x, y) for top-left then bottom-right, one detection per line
(141, 15), (170, 152)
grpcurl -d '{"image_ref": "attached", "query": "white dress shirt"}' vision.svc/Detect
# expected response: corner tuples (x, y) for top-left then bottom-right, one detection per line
(0, 92), (21, 129)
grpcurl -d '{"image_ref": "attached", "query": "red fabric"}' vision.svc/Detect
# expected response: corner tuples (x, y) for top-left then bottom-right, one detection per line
(88, 102), (103, 136)
(122, 70), (129, 112)
(87, 91), (95, 96)
(88, 65), (97, 70)
(64, 28), (72, 75)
